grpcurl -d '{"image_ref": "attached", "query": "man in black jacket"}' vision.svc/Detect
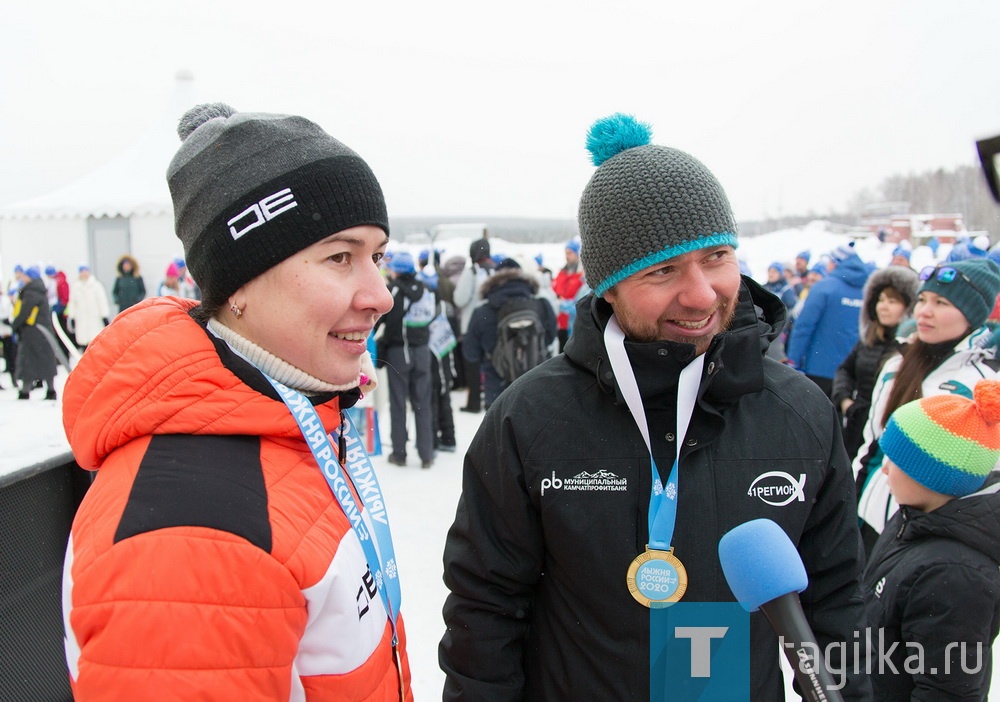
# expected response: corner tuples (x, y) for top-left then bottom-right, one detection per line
(441, 115), (871, 700)
(462, 258), (556, 410)
(376, 251), (436, 469)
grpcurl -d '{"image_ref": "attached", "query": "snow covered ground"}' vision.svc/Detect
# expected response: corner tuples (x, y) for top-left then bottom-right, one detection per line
(4, 223), (995, 699)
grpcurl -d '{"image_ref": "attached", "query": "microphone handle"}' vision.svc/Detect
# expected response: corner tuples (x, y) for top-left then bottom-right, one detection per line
(760, 594), (845, 702)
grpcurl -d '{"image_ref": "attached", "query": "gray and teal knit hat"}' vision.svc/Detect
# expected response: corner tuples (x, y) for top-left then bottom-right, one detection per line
(578, 114), (739, 298)
(167, 103), (389, 308)
(918, 258), (1000, 331)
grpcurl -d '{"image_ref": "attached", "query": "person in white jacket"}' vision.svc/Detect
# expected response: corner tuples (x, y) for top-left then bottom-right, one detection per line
(452, 236), (493, 412)
(853, 259), (1000, 553)
(65, 265), (110, 350)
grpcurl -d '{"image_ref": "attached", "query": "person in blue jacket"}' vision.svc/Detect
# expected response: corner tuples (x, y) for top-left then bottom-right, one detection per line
(785, 242), (871, 396)
(762, 261), (798, 311)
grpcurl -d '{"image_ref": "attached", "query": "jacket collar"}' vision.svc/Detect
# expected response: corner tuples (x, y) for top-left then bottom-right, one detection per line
(895, 473), (1000, 565)
(564, 276), (784, 407)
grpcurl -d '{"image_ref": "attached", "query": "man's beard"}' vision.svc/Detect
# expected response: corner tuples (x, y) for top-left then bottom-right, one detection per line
(618, 296), (738, 354)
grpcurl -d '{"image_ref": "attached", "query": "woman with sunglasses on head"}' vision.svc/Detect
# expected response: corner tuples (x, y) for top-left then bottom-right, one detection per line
(61, 104), (413, 700)
(853, 258), (1000, 554)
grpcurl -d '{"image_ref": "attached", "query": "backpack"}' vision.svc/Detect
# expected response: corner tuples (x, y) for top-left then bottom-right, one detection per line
(491, 297), (548, 384)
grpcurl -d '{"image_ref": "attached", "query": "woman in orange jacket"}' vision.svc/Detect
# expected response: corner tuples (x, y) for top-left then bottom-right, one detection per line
(61, 103), (412, 701)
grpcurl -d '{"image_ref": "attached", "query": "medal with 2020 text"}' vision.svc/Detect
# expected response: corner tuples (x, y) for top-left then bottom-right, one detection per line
(626, 546), (689, 608)
(604, 316), (704, 609)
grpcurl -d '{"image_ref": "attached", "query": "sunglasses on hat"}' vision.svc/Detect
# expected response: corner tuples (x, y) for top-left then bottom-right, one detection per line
(919, 265), (990, 302)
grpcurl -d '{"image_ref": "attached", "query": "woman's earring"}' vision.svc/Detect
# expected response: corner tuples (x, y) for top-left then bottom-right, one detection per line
(230, 303), (243, 319)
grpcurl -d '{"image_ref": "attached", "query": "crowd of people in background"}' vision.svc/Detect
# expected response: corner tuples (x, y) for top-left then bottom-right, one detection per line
(4, 199), (1000, 699)
(1, 253), (201, 398)
(372, 230), (568, 467)
(2, 155), (995, 701)
(14, 100), (993, 701)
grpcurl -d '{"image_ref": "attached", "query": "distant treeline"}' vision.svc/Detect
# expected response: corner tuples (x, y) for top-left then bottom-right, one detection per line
(846, 163), (1000, 233)
(389, 216), (580, 244)
(745, 162), (1000, 237)
(390, 163), (1000, 244)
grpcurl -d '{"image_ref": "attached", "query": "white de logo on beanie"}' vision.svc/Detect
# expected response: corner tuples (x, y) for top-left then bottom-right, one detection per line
(228, 187), (299, 240)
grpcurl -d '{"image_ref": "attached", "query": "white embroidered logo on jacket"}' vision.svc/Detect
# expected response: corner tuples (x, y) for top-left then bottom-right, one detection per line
(747, 471), (807, 506)
(540, 470), (628, 496)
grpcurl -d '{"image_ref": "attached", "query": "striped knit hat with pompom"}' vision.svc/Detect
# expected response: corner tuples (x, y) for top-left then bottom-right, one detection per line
(578, 113), (739, 298)
(881, 380), (1000, 497)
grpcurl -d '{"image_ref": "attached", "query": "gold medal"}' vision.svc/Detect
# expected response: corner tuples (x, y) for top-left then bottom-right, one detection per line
(626, 546), (688, 608)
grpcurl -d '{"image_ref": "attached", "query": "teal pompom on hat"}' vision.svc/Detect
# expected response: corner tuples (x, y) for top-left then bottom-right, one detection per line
(880, 380), (1000, 497)
(578, 113), (739, 298)
(918, 258), (1000, 331)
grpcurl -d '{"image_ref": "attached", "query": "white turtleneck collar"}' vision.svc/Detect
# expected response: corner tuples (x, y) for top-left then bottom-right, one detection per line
(207, 317), (359, 396)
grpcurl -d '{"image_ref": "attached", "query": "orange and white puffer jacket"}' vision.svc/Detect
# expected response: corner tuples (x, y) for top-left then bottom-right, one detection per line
(61, 297), (412, 701)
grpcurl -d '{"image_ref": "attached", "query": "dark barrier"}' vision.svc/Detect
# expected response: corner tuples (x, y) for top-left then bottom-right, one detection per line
(0, 454), (90, 702)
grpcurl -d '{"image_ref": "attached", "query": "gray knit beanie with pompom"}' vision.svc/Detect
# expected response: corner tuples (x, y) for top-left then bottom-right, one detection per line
(166, 103), (389, 308)
(578, 113), (739, 297)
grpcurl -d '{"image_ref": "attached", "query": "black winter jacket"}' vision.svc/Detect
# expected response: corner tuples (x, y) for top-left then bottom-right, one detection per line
(441, 277), (872, 701)
(833, 338), (901, 460)
(375, 274), (431, 348)
(12, 277), (58, 382)
(462, 269), (557, 366)
(832, 266), (919, 463)
(863, 475), (1000, 701)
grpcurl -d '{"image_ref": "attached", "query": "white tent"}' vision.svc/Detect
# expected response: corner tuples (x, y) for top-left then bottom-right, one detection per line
(0, 72), (197, 306)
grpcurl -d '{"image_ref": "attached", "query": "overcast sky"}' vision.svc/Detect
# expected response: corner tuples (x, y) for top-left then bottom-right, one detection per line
(3, 0), (999, 223)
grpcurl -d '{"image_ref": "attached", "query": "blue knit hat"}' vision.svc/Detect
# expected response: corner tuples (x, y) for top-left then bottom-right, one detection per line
(44, 265), (57, 277)
(388, 251), (415, 275)
(918, 259), (1000, 330)
(768, 261), (785, 275)
(829, 241), (856, 265)
(969, 235), (991, 258)
(891, 245), (912, 261)
(565, 238), (581, 255)
(25, 266), (41, 280)
(796, 250), (811, 263)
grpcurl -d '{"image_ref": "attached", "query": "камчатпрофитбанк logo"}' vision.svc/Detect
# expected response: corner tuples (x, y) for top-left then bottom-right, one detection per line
(540, 470), (628, 496)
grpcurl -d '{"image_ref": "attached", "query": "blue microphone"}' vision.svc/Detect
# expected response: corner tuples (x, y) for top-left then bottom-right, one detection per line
(719, 519), (844, 702)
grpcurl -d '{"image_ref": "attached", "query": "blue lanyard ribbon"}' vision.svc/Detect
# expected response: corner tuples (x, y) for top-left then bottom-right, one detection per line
(265, 375), (402, 645)
(604, 317), (704, 551)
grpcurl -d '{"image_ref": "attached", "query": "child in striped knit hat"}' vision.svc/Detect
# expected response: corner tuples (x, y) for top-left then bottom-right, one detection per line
(862, 380), (1000, 700)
